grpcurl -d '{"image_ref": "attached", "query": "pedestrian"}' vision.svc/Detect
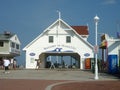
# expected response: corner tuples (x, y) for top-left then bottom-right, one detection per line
(36, 60), (41, 70)
(3, 58), (10, 73)
(10, 58), (14, 69)
(13, 59), (17, 70)
(0, 59), (3, 69)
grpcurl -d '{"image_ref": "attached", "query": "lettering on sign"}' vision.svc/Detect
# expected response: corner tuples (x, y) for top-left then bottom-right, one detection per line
(44, 44), (76, 50)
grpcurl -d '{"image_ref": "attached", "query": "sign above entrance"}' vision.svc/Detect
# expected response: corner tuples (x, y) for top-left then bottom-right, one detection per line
(44, 44), (76, 50)
(55, 48), (62, 52)
(46, 48), (74, 53)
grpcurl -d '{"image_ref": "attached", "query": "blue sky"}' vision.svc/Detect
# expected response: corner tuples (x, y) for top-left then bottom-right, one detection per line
(0, 0), (120, 65)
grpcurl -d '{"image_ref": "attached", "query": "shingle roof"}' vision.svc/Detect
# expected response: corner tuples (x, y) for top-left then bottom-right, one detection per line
(0, 33), (14, 40)
(71, 26), (89, 35)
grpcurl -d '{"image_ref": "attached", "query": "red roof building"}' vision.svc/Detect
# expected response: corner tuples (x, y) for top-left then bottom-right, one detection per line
(71, 26), (89, 35)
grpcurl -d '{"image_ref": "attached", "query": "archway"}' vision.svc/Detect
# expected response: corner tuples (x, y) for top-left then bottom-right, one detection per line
(39, 52), (80, 69)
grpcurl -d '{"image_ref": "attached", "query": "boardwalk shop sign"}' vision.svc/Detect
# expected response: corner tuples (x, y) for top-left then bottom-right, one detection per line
(44, 44), (76, 50)
(84, 53), (90, 57)
(29, 52), (36, 56)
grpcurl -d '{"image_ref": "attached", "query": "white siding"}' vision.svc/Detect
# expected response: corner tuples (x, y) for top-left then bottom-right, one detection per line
(23, 19), (94, 69)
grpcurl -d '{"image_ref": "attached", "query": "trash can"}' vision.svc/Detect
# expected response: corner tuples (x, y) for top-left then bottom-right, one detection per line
(108, 55), (118, 74)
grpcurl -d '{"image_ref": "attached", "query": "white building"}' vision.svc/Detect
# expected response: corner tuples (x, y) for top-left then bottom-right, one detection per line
(23, 17), (94, 69)
(100, 34), (120, 73)
(0, 31), (21, 58)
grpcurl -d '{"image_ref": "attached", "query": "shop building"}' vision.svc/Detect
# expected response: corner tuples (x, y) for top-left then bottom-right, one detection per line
(23, 17), (94, 69)
(100, 33), (120, 73)
(0, 31), (21, 64)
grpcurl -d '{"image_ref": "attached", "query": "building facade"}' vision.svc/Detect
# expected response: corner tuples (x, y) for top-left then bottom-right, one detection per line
(0, 31), (21, 60)
(23, 18), (94, 69)
(100, 34), (120, 73)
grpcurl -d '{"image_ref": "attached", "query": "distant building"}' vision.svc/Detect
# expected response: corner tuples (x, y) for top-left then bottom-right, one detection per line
(100, 34), (120, 73)
(23, 17), (94, 69)
(0, 31), (21, 59)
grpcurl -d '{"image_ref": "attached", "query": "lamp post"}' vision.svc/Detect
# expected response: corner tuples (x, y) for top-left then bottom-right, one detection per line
(94, 15), (100, 80)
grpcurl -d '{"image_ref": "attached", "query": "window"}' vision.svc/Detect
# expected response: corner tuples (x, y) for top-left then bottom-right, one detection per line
(11, 42), (15, 48)
(66, 36), (71, 43)
(16, 44), (20, 49)
(0, 41), (4, 47)
(49, 36), (53, 43)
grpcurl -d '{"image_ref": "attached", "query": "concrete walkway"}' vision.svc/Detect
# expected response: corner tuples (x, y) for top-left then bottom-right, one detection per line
(0, 69), (119, 80)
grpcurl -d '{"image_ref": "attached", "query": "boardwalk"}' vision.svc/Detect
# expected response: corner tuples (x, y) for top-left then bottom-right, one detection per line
(0, 69), (119, 90)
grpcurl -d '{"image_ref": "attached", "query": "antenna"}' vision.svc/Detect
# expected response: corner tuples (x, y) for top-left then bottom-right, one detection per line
(57, 10), (61, 19)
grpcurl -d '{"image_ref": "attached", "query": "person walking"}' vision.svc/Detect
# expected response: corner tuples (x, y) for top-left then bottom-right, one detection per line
(36, 60), (41, 70)
(3, 58), (10, 73)
(13, 59), (17, 70)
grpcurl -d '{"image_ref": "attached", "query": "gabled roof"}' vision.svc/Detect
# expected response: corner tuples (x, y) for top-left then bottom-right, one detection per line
(23, 18), (93, 50)
(71, 26), (89, 35)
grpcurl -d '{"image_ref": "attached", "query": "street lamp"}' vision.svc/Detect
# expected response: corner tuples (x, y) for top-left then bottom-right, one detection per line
(94, 15), (100, 80)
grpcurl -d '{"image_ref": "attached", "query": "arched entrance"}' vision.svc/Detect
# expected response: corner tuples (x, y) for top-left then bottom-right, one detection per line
(39, 52), (80, 69)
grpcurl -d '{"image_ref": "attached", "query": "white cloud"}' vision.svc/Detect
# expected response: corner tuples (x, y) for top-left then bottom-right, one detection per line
(102, 0), (117, 5)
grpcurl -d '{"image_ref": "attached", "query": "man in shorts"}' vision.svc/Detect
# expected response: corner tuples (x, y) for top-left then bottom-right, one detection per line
(3, 58), (10, 73)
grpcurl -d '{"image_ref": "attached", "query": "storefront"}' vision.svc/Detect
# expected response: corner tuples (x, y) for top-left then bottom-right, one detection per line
(100, 34), (120, 73)
(23, 17), (94, 69)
